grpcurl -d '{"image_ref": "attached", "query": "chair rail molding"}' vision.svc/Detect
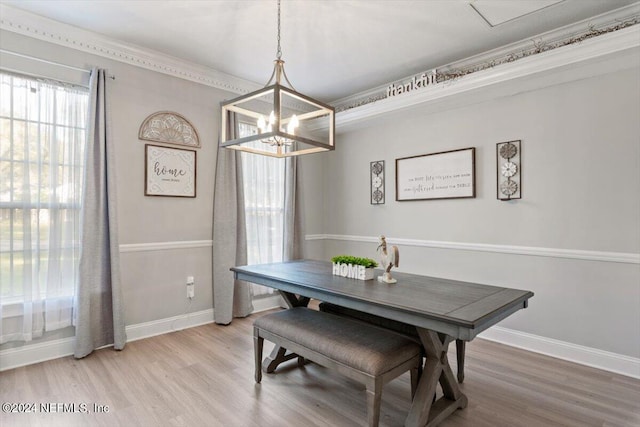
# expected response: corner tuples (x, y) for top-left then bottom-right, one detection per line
(119, 240), (213, 253)
(305, 234), (640, 265)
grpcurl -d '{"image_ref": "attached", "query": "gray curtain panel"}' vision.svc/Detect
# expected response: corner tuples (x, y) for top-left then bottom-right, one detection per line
(74, 68), (126, 359)
(279, 155), (303, 309)
(283, 156), (302, 262)
(212, 114), (253, 325)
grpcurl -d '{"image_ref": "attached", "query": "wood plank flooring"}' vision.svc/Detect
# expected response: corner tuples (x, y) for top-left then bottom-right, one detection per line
(1, 308), (639, 427)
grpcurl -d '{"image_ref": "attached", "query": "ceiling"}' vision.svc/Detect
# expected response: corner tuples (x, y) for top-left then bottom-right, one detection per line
(2, 0), (637, 102)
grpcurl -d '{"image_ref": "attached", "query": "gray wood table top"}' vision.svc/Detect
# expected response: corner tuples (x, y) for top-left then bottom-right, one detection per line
(232, 259), (533, 341)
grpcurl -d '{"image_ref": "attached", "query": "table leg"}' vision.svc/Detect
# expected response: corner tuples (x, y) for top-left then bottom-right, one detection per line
(280, 291), (310, 308)
(405, 329), (468, 427)
(262, 346), (303, 373)
(262, 291), (309, 373)
(456, 340), (465, 383)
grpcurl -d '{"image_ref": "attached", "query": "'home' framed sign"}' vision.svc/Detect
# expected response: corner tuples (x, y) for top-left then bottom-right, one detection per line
(145, 144), (196, 198)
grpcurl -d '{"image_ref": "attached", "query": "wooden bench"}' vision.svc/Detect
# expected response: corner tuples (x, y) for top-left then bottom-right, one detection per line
(319, 302), (467, 382)
(254, 307), (422, 427)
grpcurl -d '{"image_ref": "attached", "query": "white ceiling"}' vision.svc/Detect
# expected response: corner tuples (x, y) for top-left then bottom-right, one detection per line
(2, 0), (637, 102)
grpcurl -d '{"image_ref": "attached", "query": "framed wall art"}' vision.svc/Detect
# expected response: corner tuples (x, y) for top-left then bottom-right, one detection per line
(145, 144), (196, 198)
(139, 111), (200, 148)
(396, 147), (475, 201)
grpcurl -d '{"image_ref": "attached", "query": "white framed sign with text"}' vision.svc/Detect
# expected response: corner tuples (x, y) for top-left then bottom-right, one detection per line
(145, 144), (196, 198)
(396, 147), (475, 201)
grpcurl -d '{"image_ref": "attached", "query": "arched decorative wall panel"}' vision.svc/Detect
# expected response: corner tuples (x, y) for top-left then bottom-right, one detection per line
(139, 111), (200, 148)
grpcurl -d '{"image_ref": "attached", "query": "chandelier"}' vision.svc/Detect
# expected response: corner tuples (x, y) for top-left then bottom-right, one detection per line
(220, 0), (335, 158)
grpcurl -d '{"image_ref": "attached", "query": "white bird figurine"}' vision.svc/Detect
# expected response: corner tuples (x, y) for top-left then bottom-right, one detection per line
(377, 235), (399, 284)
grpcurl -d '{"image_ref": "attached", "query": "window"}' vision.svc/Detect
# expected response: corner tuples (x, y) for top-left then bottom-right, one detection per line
(0, 72), (88, 342)
(239, 122), (286, 297)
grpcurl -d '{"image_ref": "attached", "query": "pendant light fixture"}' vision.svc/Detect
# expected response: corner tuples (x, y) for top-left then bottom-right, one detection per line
(220, 0), (335, 158)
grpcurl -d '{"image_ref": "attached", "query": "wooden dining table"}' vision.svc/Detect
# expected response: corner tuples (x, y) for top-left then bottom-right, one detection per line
(232, 259), (534, 427)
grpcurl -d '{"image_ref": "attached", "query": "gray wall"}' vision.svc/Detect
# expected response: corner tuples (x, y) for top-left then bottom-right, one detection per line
(2, 28), (638, 362)
(0, 30), (233, 350)
(302, 66), (640, 358)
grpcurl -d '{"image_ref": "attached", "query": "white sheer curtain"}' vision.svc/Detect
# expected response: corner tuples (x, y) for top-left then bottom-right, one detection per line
(0, 72), (88, 343)
(239, 123), (285, 298)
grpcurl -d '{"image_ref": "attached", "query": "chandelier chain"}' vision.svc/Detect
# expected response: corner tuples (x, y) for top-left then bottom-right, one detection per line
(276, 0), (282, 60)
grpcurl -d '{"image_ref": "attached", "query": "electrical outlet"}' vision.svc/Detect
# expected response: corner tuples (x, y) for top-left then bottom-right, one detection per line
(186, 276), (195, 299)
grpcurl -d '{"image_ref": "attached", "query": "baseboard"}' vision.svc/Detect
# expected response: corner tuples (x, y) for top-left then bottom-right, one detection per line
(479, 326), (640, 379)
(4, 309), (638, 379)
(251, 294), (283, 313)
(0, 302), (283, 372)
(0, 308), (216, 371)
(0, 336), (75, 372)
(125, 308), (215, 341)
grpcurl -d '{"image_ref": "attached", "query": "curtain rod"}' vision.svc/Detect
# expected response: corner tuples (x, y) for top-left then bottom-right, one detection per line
(0, 48), (115, 79)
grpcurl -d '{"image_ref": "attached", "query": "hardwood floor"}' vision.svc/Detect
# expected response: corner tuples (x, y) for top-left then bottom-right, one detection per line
(1, 309), (639, 427)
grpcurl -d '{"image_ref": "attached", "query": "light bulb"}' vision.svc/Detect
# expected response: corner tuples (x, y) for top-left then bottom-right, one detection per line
(257, 115), (266, 133)
(268, 111), (275, 125)
(287, 114), (299, 135)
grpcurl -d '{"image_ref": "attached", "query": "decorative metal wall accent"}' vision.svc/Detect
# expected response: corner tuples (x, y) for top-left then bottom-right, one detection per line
(370, 160), (385, 205)
(497, 140), (521, 201)
(139, 111), (200, 148)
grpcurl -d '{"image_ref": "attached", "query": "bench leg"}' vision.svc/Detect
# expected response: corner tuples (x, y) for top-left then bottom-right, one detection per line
(366, 379), (383, 427)
(254, 327), (263, 383)
(455, 339), (465, 383)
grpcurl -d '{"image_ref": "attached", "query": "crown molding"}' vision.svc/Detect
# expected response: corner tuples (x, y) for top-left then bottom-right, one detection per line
(331, 3), (640, 110)
(331, 24), (640, 131)
(439, 3), (640, 74)
(0, 4), (261, 95)
(2, 3), (638, 116)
